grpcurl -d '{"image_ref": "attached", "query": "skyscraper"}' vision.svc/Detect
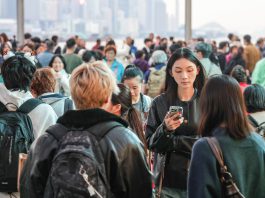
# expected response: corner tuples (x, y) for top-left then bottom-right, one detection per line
(168, 0), (180, 33)
(154, 0), (168, 35)
(0, 0), (16, 19)
(25, 0), (40, 21)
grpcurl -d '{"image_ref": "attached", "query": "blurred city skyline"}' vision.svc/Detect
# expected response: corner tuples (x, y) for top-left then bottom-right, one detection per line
(0, 0), (264, 40)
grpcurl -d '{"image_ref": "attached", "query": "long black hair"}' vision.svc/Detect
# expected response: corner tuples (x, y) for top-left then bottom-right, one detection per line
(165, 47), (206, 104)
(111, 84), (147, 154)
(198, 75), (252, 139)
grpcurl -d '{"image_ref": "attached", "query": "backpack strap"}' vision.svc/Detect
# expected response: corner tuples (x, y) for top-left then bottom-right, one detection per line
(248, 114), (259, 128)
(46, 121), (123, 142)
(88, 121), (123, 141)
(0, 101), (8, 112)
(46, 123), (68, 141)
(64, 98), (73, 113)
(17, 98), (43, 114)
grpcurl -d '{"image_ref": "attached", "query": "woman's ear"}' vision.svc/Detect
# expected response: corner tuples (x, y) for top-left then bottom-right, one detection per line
(196, 66), (200, 75)
(169, 69), (173, 77)
(112, 104), (122, 116)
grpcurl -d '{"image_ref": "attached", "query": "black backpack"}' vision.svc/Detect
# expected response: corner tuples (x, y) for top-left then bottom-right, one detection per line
(44, 121), (122, 198)
(248, 115), (265, 138)
(0, 98), (43, 192)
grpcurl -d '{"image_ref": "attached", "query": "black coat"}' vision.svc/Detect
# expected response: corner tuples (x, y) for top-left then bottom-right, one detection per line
(20, 108), (152, 198)
(224, 55), (246, 75)
(146, 93), (200, 190)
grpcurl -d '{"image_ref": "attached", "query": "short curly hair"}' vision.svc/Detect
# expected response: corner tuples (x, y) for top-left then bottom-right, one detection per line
(30, 68), (56, 96)
(70, 61), (119, 110)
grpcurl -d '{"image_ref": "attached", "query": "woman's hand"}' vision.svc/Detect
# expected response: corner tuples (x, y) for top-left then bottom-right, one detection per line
(164, 112), (184, 132)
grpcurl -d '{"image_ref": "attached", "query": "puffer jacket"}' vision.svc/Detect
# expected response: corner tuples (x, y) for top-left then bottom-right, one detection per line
(146, 92), (200, 190)
(20, 108), (152, 198)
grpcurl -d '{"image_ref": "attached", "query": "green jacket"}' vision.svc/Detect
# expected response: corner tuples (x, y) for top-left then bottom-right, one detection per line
(252, 58), (265, 87)
(188, 127), (265, 198)
(0, 75), (3, 83)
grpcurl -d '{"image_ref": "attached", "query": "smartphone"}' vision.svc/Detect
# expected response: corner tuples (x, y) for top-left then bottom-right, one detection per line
(169, 106), (183, 119)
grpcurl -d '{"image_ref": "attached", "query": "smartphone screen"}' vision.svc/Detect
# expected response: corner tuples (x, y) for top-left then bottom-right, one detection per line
(169, 106), (183, 118)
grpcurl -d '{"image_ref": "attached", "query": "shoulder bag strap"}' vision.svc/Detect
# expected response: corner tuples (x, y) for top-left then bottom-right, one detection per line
(156, 154), (166, 198)
(206, 137), (246, 198)
(206, 137), (225, 170)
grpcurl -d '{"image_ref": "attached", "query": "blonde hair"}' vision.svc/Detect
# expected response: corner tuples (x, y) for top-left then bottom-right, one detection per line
(70, 61), (119, 110)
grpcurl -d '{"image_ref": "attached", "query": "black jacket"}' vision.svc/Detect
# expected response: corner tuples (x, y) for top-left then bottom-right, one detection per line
(20, 108), (152, 198)
(146, 93), (200, 190)
(224, 55), (246, 75)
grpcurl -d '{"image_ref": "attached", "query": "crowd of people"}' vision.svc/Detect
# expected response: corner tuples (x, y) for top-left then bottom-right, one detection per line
(0, 31), (265, 198)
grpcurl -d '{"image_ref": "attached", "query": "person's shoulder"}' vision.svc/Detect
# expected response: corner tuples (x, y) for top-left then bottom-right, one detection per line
(248, 133), (265, 150)
(32, 103), (58, 117)
(256, 58), (265, 66)
(193, 138), (208, 149)
(152, 93), (167, 103)
(106, 124), (141, 145)
(143, 94), (152, 103)
(192, 138), (212, 158)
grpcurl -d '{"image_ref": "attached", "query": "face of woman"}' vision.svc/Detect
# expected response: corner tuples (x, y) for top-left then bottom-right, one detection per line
(171, 58), (199, 90)
(105, 50), (116, 62)
(22, 46), (33, 54)
(52, 57), (64, 72)
(123, 77), (142, 104)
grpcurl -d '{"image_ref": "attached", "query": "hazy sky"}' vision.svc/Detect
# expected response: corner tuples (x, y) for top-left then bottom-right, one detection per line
(165, 0), (265, 36)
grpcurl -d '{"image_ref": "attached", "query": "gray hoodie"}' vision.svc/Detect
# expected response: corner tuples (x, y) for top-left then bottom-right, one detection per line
(38, 93), (74, 117)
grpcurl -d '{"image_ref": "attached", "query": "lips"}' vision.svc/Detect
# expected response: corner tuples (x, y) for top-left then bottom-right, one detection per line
(181, 82), (190, 84)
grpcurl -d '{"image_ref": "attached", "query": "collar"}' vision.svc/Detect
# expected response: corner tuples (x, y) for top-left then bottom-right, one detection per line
(57, 108), (128, 129)
(38, 93), (64, 99)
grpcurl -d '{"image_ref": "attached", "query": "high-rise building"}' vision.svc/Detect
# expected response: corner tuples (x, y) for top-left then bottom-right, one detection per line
(40, 0), (58, 21)
(109, 0), (119, 35)
(0, 0), (16, 19)
(168, 0), (180, 33)
(25, 0), (40, 21)
(154, 0), (168, 35)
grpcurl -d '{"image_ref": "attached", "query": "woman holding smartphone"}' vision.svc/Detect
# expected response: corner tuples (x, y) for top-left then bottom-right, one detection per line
(145, 48), (206, 198)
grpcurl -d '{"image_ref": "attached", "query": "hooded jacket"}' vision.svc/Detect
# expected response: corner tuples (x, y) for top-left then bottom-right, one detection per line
(20, 108), (152, 198)
(38, 92), (74, 117)
(0, 84), (58, 139)
(146, 92), (200, 190)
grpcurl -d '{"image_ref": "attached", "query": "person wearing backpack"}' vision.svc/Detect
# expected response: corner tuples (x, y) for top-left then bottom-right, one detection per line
(244, 84), (265, 137)
(20, 61), (152, 198)
(30, 67), (74, 117)
(0, 54), (58, 197)
(188, 75), (265, 198)
(144, 50), (167, 98)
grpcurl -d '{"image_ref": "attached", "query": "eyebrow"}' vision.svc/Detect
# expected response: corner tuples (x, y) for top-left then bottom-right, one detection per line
(175, 66), (195, 69)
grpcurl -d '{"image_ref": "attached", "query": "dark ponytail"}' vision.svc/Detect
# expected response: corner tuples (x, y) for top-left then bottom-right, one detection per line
(126, 107), (147, 154)
(111, 84), (147, 154)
